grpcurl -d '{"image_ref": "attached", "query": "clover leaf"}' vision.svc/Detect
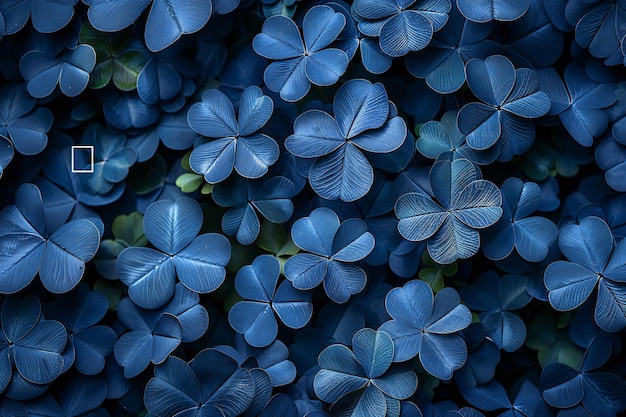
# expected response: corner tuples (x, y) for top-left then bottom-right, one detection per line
(482, 178), (558, 262)
(284, 207), (375, 303)
(86, 0), (212, 52)
(79, 21), (148, 91)
(406, 5), (502, 94)
(540, 332), (626, 416)
(78, 124), (137, 195)
(20, 44), (97, 98)
(416, 110), (500, 165)
(285, 78), (407, 201)
(188, 86), (279, 184)
(352, 0), (452, 57)
(461, 271), (531, 352)
(0, 183), (101, 294)
(46, 283), (116, 376)
(379, 280), (472, 380)
(395, 158), (502, 265)
(229, 255), (313, 347)
(538, 65), (617, 147)
(252, 5), (349, 101)
(213, 175), (297, 246)
(314, 328), (418, 416)
(0, 295), (67, 397)
(0, 83), (53, 159)
(457, 0), (529, 23)
(544, 216), (626, 332)
(458, 55), (550, 161)
(116, 197), (231, 309)
(144, 348), (255, 417)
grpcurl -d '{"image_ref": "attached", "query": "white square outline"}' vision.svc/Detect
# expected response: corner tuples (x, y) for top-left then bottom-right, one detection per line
(71, 145), (95, 173)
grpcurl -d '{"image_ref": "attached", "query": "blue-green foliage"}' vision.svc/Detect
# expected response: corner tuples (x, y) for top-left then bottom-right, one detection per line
(2, 0), (626, 416)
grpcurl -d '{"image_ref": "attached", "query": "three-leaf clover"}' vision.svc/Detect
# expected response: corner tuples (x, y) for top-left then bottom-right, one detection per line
(0, 183), (101, 294)
(461, 271), (532, 352)
(395, 158), (502, 265)
(20, 44), (97, 98)
(213, 175), (297, 245)
(116, 197), (231, 309)
(544, 216), (626, 332)
(482, 177), (558, 262)
(0, 83), (53, 159)
(85, 0), (213, 52)
(188, 86), (279, 184)
(144, 348), (255, 417)
(285, 78), (407, 202)
(379, 280), (472, 379)
(284, 208), (375, 303)
(458, 55), (551, 161)
(229, 255), (313, 348)
(0, 295), (67, 397)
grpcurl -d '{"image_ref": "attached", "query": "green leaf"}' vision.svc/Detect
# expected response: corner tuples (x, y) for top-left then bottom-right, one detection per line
(80, 21), (147, 90)
(418, 251), (457, 292)
(112, 212), (147, 246)
(176, 172), (204, 193)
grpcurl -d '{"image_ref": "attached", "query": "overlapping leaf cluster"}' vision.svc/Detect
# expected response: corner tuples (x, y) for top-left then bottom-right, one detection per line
(0, 0), (626, 416)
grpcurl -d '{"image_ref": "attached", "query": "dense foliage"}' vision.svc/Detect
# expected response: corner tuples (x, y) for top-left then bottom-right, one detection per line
(0, 0), (626, 416)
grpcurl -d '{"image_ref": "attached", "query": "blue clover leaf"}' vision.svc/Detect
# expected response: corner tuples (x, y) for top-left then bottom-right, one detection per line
(540, 331), (626, 416)
(454, 323), (501, 391)
(0, 0), (77, 35)
(114, 297), (182, 378)
(78, 124), (137, 195)
(352, 0), (452, 57)
(86, 0), (212, 52)
(482, 177), (558, 262)
(462, 379), (544, 416)
(229, 254), (313, 347)
(25, 374), (107, 417)
(114, 284), (207, 378)
(46, 283), (116, 376)
(0, 295), (67, 396)
(416, 110), (500, 165)
(188, 86), (279, 184)
(285, 78), (407, 201)
(596, 136), (626, 192)
(574, 0), (626, 65)
(461, 271), (531, 352)
(252, 5), (349, 101)
(456, 0), (529, 23)
(144, 348), (255, 417)
(379, 280), (472, 380)
(284, 207), (375, 303)
(544, 216), (626, 332)
(20, 44), (96, 98)
(116, 197), (231, 309)
(213, 175), (297, 245)
(0, 83), (53, 158)
(314, 328), (418, 416)
(503, 0), (564, 68)
(458, 55), (550, 161)
(538, 65), (617, 147)
(229, 336), (297, 387)
(395, 158), (502, 265)
(406, 5), (502, 94)
(0, 183), (101, 294)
